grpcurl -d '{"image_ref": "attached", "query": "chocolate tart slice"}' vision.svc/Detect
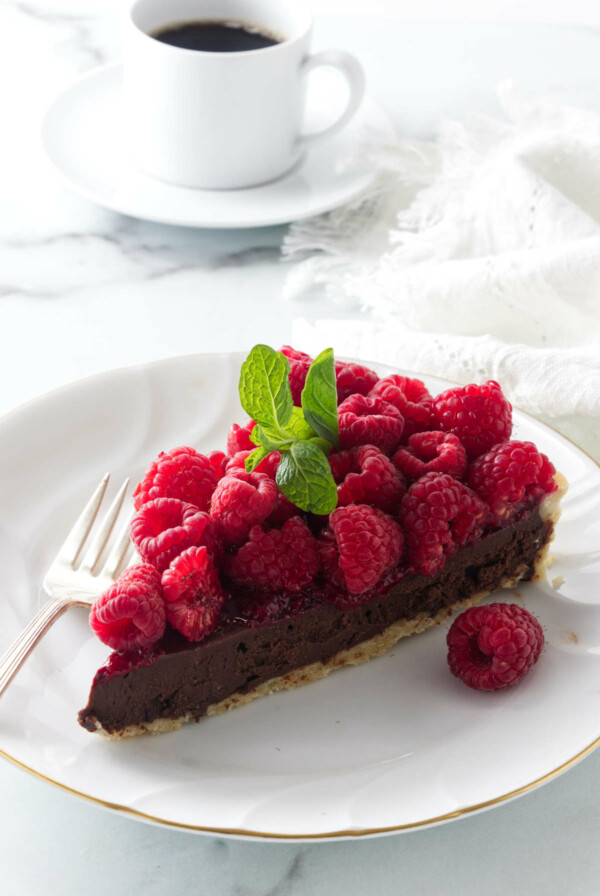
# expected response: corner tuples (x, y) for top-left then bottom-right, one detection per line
(78, 476), (564, 739)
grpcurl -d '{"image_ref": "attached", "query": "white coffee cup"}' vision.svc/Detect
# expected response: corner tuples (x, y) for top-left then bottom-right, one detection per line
(123, 0), (366, 190)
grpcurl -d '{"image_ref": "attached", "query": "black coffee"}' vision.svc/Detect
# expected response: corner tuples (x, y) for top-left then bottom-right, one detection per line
(151, 19), (283, 52)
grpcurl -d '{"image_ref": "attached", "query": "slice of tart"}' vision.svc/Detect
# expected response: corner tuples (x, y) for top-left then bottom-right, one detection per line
(78, 347), (565, 738)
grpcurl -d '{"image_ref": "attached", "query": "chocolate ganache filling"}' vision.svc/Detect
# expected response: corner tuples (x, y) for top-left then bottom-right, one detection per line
(79, 508), (552, 735)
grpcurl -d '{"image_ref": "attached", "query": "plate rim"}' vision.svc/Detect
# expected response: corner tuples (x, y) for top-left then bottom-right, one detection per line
(2, 733), (599, 841)
(40, 61), (387, 229)
(1, 350), (599, 841)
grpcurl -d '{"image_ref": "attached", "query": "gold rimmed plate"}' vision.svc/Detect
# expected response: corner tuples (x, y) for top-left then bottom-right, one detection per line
(0, 353), (599, 840)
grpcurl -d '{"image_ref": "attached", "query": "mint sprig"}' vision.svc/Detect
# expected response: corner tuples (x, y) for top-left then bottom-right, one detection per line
(301, 348), (340, 447)
(244, 445), (271, 473)
(252, 408), (315, 452)
(239, 344), (293, 433)
(276, 442), (338, 515)
(239, 344), (339, 514)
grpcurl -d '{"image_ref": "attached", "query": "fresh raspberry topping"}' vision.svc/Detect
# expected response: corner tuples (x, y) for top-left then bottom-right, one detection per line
(223, 449), (293, 523)
(90, 563), (165, 651)
(224, 452), (293, 524)
(433, 381), (512, 459)
(334, 360), (379, 403)
(266, 488), (298, 526)
(227, 517), (320, 593)
(260, 452), (282, 477)
(330, 444), (406, 513)
(328, 449), (354, 483)
(369, 375), (434, 438)
(226, 421), (256, 456)
(280, 345), (313, 405)
(225, 449), (281, 479)
(210, 471), (277, 545)
(207, 450), (228, 481)
(224, 451), (249, 475)
(447, 603), (544, 690)
(161, 546), (226, 642)
(318, 504), (404, 594)
(338, 394), (404, 454)
(399, 472), (487, 575)
(317, 537), (348, 591)
(131, 498), (222, 573)
(393, 432), (467, 480)
(133, 446), (218, 512)
(467, 440), (557, 525)
(280, 345), (312, 363)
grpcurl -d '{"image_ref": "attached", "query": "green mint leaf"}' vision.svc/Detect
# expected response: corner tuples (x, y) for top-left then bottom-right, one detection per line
(253, 423), (298, 452)
(244, 446), (271, 473)
(239, 345), (293, 429)
(287, 406), (317, 441)
(238, 345), (339, 513)
(301, 348), (340, 447)
(251, 409), (316, 452)
(307, 437), (333, 456)
(276, 441), (338, 515)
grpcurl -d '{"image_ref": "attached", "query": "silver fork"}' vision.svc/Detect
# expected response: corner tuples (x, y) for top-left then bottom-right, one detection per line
(0, 474), (134, 697)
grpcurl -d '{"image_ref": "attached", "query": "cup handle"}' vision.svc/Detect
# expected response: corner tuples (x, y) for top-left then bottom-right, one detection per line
(298, 49), (366, 150)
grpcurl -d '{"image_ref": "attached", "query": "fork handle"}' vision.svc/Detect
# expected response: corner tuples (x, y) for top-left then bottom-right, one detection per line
(0, 596), (87, 697)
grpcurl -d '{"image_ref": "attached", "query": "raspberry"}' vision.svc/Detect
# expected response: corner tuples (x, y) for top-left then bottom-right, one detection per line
(399, 472), (487, 575)
(432, 381), (512, 459)
(224, 451), (249, 475)
(280, 345), (312, 363)
(224, 452), (292, 523)
(226, 421), (256, 456)
(468, 440), (557, 525)
(318, 504), (404, 594)
(317, 528), (345, 588)
(210, 471), (277, 545)
(207, 450), (229, 481)
(267, 488), (298, 526)
(393, 432), (467, 480)
(131, 498), (222, 573)
(90, 563), (165, 651)
(225, 449), (281, 479)
(331, 444), (406, 513)
(261, 452), (282, 477)
(133, 446), (218, 512)
(338, 394), (404, 454)
(227, 517), (320, 593)
(328, 449), (354, 483)
(161, 546), (226, 642)
(369, 375), (434, 438)
(334, 360), (379, 403)
(280, 345), (313, 405)
(447, 603), (544, 690)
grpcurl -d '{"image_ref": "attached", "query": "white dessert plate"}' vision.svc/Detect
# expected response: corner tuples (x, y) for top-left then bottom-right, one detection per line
(0, 352), (599, 841)
(41, 62), (393, 228)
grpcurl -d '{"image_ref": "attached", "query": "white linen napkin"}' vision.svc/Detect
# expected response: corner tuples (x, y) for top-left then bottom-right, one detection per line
(283, 83), (600, 456)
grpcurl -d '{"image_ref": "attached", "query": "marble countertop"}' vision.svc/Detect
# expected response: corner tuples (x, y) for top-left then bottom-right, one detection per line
(2, 2), (600, 894)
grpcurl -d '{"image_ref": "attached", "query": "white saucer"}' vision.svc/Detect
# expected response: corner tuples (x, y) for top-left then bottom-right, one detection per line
(41, 62), (393, 229)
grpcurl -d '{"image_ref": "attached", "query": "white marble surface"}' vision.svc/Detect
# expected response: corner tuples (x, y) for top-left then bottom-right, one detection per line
(2, 1), (600, 893)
